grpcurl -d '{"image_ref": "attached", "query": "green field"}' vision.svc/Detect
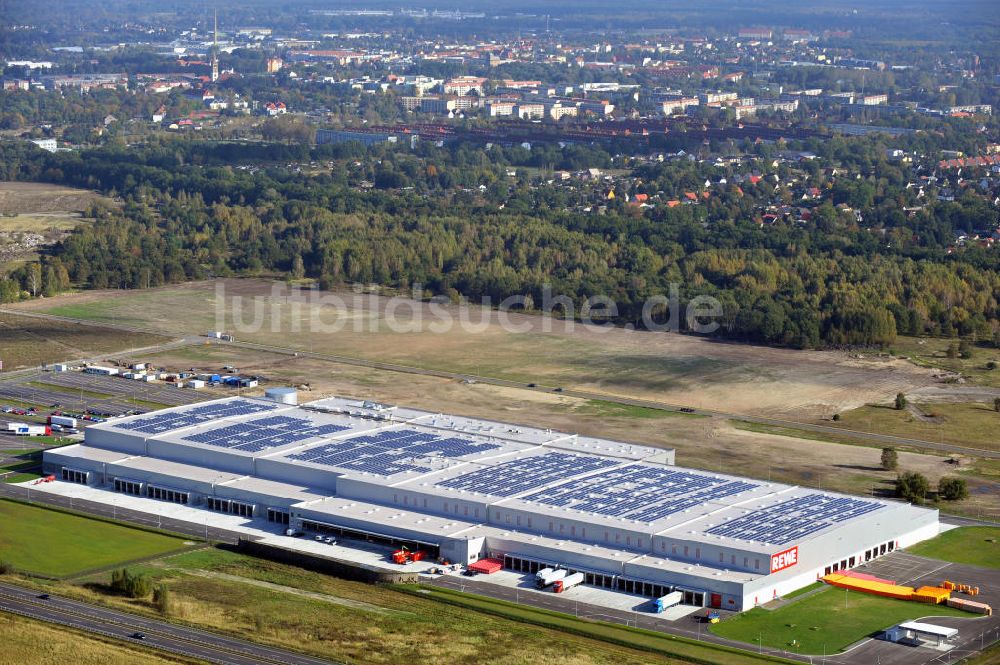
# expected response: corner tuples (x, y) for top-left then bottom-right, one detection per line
(892, 336), (1000, 389)
(711, 586), (968, 655)
(404, 585), (791, 665)
(0, 311), (169, 371)
(26, 381), (116, 400)
(0, 500), (195, 576)
(829, 402), (1000, 453)
(906, 527), (1000, 568)
(580, 399), (706, 419)
(32, 546), (785, 665)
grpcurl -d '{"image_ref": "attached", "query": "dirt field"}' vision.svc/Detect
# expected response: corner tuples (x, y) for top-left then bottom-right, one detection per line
(0, 182), (107, 216)
(17, 279), (949, 420)
(13, 280), (1000, 519)
(0, 182), (106, 270)
(0, 311), (172, 371)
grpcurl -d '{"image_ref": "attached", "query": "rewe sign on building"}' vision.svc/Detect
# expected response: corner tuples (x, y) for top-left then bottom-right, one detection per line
(770, 546), (798, 573)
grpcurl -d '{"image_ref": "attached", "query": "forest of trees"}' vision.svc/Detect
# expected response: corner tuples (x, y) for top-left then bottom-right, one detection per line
(1, 135), (998, 349)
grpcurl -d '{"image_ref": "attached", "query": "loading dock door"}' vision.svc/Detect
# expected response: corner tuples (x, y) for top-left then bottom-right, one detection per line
(710, 593), (722, 609)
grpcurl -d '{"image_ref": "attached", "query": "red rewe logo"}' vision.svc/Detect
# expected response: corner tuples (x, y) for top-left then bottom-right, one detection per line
(770, 546), (798, 573)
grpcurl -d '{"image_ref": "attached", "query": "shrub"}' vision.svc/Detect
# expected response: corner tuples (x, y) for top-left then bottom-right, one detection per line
(110, 568), (152, 598)
(153, 583), (171, 615)
(938, 477), (969, 501)
(896, 471), (930, 504)
(881, 447), (898, 471)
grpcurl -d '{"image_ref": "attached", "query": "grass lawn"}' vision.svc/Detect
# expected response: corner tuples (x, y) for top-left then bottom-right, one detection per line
(2, 471), (43, 483)
(906, 527), (1000, 568)
(781, 582), (823, 600)
(711, 586), (968, 655)
(580, 399), (706, 419)
(26, 381), (116, 400)
(828, 402), (1000, 452)
(730, 420), (871, 447)
(0, 500), (195, 576)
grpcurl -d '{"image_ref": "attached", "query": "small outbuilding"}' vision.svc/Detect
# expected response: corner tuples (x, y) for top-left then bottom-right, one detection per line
(884, 621), (958, 647)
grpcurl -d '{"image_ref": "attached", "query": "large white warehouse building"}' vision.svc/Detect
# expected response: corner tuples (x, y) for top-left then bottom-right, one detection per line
(43, 395), (939, 610)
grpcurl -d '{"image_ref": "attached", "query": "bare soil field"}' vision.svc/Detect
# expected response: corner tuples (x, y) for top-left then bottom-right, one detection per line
(0, 311), (171, 371)
(18, 279), (945, 420)
(0, 182), (107, 269)
(0, 182), (107, 216)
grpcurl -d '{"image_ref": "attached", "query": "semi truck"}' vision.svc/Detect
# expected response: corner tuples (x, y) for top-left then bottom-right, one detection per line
(552, 572), (585, 593)
(653, 591), (683, 612)
(47, 415), (78, 429)
(6, 423), (51, 436)
(535, 568), (567, 589)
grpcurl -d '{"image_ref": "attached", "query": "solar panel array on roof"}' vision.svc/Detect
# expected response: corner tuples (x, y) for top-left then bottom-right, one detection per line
(705, 493), (884, 544)
(116, 400), (277, 434)
(182, 415), (349, 453)
(286, 428), (501, 476)
(521, 465), (757, 522)
(435, 452), (620, 497)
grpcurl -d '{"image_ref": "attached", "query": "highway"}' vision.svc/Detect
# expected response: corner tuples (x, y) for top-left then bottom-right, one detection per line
(0, 581), (339, 665)
(4, 306), (1000, 461)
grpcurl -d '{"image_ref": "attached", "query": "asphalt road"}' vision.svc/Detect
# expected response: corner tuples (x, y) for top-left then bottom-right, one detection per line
(3, 306), (998, 459)
(0, 581), (339, 665)
(427, 574), (832, 664)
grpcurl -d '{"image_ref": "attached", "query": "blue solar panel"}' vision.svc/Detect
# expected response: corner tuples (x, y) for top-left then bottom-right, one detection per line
(286, 428), (502, 477)
(705, 494), (884, 544)
(436, 452), (619, 497)
(181, 415), (349, 453)
(520, 465), (758, 522)
(117, 400), (278, 434)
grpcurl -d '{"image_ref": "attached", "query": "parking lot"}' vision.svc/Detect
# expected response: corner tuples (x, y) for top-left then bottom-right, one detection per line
(0, 369), (214, 444)
(1, 369), (207, 412)
(838, 549), (1000, 665)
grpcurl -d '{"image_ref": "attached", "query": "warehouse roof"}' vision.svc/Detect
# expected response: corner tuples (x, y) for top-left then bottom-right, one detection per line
(86, 395), (901, 554)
